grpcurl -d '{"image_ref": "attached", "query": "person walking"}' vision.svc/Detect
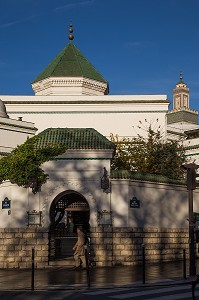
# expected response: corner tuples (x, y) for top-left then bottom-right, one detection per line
(73, 226), (86, 269)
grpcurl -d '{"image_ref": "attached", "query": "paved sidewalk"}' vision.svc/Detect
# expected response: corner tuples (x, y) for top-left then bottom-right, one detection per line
(0, 260), (197, 291)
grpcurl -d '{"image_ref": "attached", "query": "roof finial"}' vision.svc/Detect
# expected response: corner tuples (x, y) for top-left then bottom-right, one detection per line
(68, 22), (74, 41)
(180, 71), (183, 81)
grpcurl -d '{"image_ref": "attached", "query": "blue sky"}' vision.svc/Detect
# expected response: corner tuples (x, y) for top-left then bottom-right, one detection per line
(0, 0), (199, 110)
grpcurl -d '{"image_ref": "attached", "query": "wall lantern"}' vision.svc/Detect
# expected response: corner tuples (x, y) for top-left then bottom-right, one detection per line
(27, 210), (42, 226)
(101, 167), (110, 192)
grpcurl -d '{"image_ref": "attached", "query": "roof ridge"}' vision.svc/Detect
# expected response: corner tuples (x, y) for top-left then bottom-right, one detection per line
(72, 43), (84, 78)
(50, 46), (68, 77)
(70, 43), (108, 83)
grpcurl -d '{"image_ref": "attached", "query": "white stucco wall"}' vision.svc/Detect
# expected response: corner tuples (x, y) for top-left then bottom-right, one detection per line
(0, 116), (36, 153)
(128, 180), (189, 228)
(1, 95), (169, 138)
(0, 181), (30, 227)
(1, 143), (198, 230)
(0, 149), (112, 228)
(2, 170), (199, 231)
(111, 179), (199, 228)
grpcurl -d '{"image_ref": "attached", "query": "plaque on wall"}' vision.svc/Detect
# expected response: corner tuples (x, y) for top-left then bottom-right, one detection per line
(27, 210), (42, 226)
(130, 196), (140, 208)
(2, 197), (11, 209)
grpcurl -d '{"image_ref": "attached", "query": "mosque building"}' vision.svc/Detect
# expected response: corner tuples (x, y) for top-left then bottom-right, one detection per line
(0, 24), (199, 269)
(1, 24), (169, 140)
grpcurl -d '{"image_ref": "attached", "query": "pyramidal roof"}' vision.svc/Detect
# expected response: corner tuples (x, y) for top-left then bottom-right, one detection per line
(32, 42), (107, 84)
(176, 72), (186, 86)
(31, 24), (108, 96)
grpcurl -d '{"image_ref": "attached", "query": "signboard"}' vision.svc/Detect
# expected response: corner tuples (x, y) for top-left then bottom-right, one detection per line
(98, 210), (112, 225)
(130, 196), (140, 208)
(27, 211), (42, 226)
(2, 197), (11, 209)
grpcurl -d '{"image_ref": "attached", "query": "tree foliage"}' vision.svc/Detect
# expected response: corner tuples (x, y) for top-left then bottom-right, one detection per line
(110, 126), (187, 180)
(0, 136), (65, 193)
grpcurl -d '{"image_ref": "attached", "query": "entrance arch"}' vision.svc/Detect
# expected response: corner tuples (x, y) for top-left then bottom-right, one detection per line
(49, 190), (90, 261)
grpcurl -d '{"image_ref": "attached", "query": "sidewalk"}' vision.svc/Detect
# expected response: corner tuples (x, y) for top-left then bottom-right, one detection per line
(0, 260), (197, 291)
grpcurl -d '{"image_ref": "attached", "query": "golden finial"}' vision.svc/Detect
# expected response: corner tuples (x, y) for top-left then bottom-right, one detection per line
(68, 22), (74, 41)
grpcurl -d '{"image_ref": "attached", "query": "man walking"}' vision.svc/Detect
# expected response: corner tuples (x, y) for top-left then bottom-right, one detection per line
(73, 226), (86, 269)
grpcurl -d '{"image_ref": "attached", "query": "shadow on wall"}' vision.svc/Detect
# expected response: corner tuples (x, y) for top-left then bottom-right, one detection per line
(0, 156), (192, 267)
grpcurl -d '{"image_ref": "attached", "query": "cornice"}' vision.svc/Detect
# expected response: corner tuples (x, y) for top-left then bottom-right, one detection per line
(167, 108), (198, 115)
(4, 100), (170, 105)
(111, 170), (185, 185)
(33, 77), (107, 87)
(0, 152), (9, 156)
(7, 110), (168, 114)
(32, 77), (108, 95)
(51, 157), (111, 160)
(0, 121), (37, 131)
(185, 144), (199, 150)
(166, 130), (186, 136)
(0, 127), (36, 135)
(185, 152), (199, 156)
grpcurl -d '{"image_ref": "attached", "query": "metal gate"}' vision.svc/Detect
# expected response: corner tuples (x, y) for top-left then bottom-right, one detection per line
(49, 191), (90, 260)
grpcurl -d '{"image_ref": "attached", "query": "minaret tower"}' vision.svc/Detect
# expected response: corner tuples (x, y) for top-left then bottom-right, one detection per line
(167, 73), (198, 125)
(173, 72), (189, 109)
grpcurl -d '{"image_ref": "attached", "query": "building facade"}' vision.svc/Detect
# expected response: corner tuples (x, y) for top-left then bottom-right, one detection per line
(1, 25), (169, 139)
(0, 25), (199, 268)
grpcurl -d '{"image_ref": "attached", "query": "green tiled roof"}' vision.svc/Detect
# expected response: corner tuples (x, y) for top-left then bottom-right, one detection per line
(35, 128), (115, 150)
(32, 43), (108, 84)
(111, 170), (185, 185)
(176, 78), (186, 85)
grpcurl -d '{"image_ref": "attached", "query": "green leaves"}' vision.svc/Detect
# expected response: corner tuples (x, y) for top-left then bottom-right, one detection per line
(110, 126), (187, 180)
(0, 136), (66, 193)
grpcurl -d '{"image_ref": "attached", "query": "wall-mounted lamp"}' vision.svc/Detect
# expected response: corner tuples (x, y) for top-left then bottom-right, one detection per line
(101, 167), (110, 193)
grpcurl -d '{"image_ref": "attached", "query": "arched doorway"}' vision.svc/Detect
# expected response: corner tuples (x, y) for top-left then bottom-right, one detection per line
(49, 190), (90, 261)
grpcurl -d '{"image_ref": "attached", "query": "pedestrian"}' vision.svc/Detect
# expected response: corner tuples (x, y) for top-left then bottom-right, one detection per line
(73, 226), (86, 269)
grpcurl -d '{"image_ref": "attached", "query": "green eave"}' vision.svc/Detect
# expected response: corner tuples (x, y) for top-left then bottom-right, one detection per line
(111, 170), (185, 185)
(185, 144), (199, 150)
(32, 42), (108, 84)
(35, 128), (115, 150)
(0, 152), (9, 157)
(167, 130), (186, 137)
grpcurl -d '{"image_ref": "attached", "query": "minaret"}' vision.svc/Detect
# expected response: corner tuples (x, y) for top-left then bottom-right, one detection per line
(173, 72), (189, 110)
(167, 73), (198, 125)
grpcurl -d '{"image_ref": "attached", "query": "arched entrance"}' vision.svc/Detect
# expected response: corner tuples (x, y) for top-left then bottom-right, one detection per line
(49, 190), (90, 261)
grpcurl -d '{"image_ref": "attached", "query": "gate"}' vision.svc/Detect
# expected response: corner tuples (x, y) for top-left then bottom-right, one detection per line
(49, 190), (90, 260)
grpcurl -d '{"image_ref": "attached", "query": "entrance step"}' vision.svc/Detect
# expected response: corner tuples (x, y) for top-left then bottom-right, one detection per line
(48, 256), (75, 267)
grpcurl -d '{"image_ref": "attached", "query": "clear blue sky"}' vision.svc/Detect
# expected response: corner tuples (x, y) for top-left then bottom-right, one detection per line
(0, 0), (199, 110)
